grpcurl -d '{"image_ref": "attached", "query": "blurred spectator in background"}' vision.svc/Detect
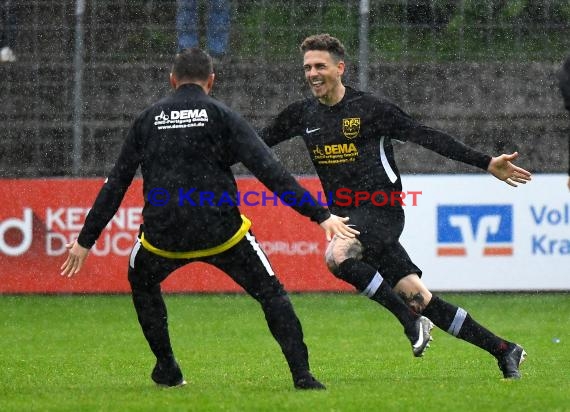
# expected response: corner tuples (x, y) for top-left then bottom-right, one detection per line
(558, 56), (570, 191)
(176, 0), (230, 60)
(0, 0), (17, 63)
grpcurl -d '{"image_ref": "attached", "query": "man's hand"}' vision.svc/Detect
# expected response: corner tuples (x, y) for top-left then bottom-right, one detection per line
(567, 176), (570, 191)
(487, 152), (532, 187)
(319, 214), (360, 241)
(60, 240), (89, 278)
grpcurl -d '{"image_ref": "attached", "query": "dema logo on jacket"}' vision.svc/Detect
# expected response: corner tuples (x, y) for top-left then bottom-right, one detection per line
(154, 109), (208, 129)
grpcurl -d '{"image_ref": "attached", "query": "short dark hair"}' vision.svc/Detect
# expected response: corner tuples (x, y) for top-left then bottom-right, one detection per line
(172, 48), (213, 82)
(300, 34), (345, 61)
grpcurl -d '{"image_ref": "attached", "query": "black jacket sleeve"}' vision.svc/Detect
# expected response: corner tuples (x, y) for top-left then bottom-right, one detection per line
(404, 126), (491, 170)
(381, 102), (491, 170)
(77, 118), (143, 248)
(225, 110), (330, 224)
(259, 103), (304, 147)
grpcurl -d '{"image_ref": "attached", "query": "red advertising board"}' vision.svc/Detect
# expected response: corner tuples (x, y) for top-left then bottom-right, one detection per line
(0, 178), (352, 294)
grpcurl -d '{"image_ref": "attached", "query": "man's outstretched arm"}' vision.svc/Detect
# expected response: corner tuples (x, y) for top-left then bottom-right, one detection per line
(228, 111), (359, 239)
(60, 120), (142, 278)
(401, 122), (531, 187)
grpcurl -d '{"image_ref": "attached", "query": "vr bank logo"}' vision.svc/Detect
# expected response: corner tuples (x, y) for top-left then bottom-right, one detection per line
(437, 205), (513, 257)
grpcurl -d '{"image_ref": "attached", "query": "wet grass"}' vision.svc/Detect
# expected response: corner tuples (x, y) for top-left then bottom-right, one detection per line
(0, 293), (568, 411)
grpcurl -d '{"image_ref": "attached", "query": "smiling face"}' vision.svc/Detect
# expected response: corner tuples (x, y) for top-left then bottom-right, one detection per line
(303, 50), (345, 106)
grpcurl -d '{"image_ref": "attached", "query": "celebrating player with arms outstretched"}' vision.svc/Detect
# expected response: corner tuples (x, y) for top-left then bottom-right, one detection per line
(260, 34), (530, 379)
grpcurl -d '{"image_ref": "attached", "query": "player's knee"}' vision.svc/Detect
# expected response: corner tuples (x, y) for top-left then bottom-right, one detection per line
(408, 298), (428, 314)
(260, 293), (292, 315)
(325, 238), (363, 276)
(257, 286), (288, 306)
(394, 275), (431, 313)
(129, 275), (158, 295)
(395, 290), (426, 313)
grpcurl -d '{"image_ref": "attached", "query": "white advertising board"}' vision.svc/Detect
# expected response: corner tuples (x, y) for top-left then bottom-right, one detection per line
(399, 174), (569, 291)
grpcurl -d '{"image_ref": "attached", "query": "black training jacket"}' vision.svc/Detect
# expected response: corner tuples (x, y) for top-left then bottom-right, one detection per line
(77, 84), (330, 252)
(260, 86), (491, 213)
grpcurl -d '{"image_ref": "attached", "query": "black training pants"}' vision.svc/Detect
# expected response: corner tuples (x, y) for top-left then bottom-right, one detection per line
(127, 230), (310, 377)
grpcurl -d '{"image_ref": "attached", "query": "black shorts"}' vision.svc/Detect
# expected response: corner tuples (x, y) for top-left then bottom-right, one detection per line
(127, 230), (287, 301)
(343, 206), (422, 287)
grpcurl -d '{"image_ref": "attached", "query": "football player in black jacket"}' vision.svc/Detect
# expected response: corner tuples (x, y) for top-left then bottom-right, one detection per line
(260, 34), (531, 379)
(60, 48), (361, 390)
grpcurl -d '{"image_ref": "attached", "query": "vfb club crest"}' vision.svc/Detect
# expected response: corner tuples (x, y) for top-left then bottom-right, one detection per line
(342, 118), (360, 139)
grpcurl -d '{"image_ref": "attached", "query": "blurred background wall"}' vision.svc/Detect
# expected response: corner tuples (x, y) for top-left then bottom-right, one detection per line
(1, 0), (569, 177)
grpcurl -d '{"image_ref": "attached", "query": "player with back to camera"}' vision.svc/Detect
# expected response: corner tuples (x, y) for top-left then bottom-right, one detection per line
(260, 33), (530, 379)
(60, 47), (361, 390)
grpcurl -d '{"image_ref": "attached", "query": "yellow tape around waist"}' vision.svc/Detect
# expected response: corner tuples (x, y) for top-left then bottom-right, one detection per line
(139, 215), (251, 259)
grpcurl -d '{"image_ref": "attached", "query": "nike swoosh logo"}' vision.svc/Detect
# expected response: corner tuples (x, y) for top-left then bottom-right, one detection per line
(413, 322), (424, 349)
(306, 127), (320, 134)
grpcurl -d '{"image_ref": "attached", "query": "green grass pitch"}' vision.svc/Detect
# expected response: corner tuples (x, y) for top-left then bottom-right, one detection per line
(1, 293), (568, 411)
